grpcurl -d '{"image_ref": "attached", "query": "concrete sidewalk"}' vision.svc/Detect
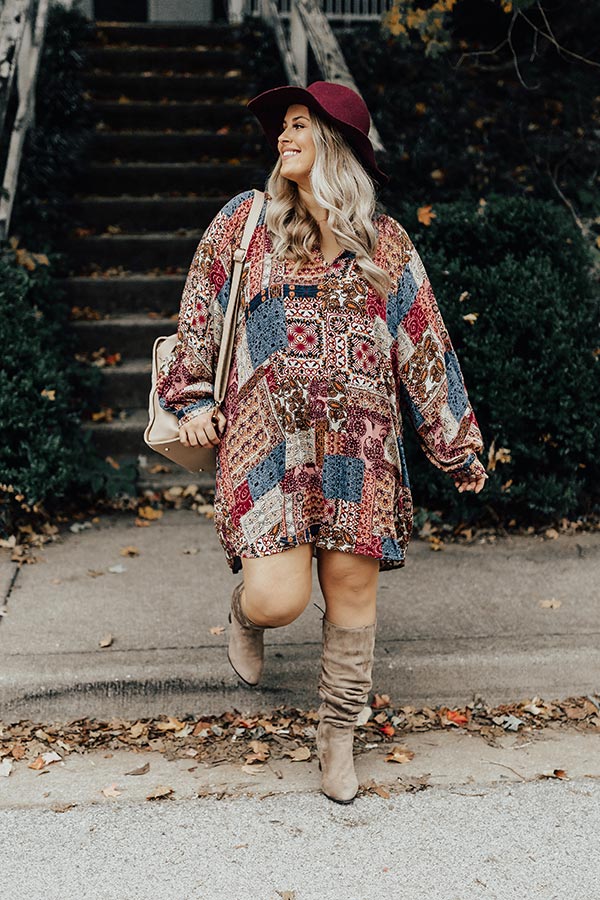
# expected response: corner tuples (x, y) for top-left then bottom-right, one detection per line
(0, 509), (598, 722)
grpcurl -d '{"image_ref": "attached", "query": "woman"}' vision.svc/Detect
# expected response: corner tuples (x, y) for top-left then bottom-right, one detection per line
(156, 80), (488, 804)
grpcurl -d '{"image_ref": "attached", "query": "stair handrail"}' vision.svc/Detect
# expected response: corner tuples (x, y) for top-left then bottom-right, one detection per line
(0, 0), (51, 242)
(228, 0), (385, 154)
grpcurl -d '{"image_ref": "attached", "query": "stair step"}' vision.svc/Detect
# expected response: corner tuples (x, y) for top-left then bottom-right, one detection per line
(74, 162), (264, 195)
(136, 465), (216, 493)
(72, 315), (178, 355)
(90, 130), (254, 163)
(96, 360), (154, 407)
(86, 47), (240, 73)
(107, 453), (216, 494)
(84, 409), (218, 469)
(92, 22), (243, 48)
(93, 100), (252, 131)
(64, 196), (229, 231)
(83, 72), (250, 101)
(60, 275), (184, 314)
(63, 232), (203, 270)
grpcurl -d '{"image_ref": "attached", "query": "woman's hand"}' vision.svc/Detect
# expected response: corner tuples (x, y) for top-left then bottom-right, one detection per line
(178, 407), (227, 448)
(453, 471), (488, 493)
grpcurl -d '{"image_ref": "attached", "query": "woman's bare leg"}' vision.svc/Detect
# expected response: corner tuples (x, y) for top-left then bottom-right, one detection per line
(315, 547), (379, 626)
(240, 542), (314, 627)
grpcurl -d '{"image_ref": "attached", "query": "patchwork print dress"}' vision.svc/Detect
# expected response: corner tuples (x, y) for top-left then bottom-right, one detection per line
(157, 190), (486, 574)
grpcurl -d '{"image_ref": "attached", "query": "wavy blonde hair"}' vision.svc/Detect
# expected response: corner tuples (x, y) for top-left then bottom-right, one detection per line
(263, 108), (394, 301)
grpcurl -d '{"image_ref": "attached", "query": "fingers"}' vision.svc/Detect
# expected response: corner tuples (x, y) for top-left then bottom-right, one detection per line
(456, 475), (487, 493)
(179, 412), (227, 447)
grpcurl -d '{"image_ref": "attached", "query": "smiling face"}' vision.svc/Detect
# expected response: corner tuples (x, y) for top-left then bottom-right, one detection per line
(277, 103), (316, 187)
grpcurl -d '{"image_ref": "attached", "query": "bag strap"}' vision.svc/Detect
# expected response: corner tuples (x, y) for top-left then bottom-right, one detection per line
(212, 189), (265, 410)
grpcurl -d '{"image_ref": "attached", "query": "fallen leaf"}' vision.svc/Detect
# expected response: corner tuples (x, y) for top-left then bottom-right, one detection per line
(50, 802), (77, 813)
(101, 783), (122, 797)
(540, 768), (568, 780)
(154, 717), (185, 732)
(284, 746), (311, 762)
(99, 633), (113, 648)
(125, 762), (150, 776)
(361, 778), (390, 799)
(209, 626), (226, 635)
(417, 204), (436, 226)
(444, 709), (469, 727)
(487, 439), (512, 471)
(137, 506), (163, 520)
(539, 598), (562, 609)
(372, 693), (391, 709)
(385, 745), (415, 764)
(120, 545), (140, 557)
(146, 785), (174, 799)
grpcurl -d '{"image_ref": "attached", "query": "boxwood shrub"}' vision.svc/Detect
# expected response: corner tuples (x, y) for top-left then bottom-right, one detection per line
(388, 193), (600, 522)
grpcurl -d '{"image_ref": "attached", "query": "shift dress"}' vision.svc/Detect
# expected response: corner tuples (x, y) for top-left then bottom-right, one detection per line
(156, 189), (487, 574)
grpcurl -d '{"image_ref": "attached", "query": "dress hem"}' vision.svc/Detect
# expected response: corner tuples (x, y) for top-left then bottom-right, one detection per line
(224, 527), (406, 575)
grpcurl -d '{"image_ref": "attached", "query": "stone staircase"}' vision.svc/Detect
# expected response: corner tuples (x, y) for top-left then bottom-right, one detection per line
(57, 21), (271, 492)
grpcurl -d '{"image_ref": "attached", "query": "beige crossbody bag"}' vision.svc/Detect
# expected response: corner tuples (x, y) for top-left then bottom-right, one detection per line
(143, 189), (265, 473)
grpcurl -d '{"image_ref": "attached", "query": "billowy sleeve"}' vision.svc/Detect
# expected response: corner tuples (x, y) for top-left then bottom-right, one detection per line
(156, 190), (255, 427)
(387, 219), (488, 485)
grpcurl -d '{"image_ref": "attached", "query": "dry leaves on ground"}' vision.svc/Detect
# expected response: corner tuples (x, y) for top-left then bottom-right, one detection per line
(1, 694), (598, 776)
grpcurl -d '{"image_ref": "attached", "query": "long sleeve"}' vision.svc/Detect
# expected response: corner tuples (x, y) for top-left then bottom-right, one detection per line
(156, 190), (255, 427)
(387, 219), (488, 484)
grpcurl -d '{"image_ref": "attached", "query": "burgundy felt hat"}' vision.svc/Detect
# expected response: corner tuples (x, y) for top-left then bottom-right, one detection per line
(247, 80), (390, 187)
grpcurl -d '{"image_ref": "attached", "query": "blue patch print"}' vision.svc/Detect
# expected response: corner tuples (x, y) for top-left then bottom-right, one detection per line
(396, 437), (411, 488)
(216, 277), (231, 314)
(247, 440), (287, 502)
(322, 455), (365, 502)
(246, 294), (289, 368)
(398, 382), (424, 429)
(386, 265), (418, 337)
(220, 190), (255, 219)
(444, 350), (469, 421)
(381, 537), (403, 561)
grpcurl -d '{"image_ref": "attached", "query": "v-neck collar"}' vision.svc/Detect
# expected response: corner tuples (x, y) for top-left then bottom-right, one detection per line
(311, 241), (354, 268)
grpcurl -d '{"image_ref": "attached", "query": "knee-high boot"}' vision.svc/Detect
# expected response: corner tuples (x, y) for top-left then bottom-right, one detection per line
(315, 615), (377, 803)
(227, 581), (273, 686)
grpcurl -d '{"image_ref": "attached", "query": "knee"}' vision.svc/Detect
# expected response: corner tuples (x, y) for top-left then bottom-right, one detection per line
(243, 582), (312, 627)
(320, 564), (377, 596)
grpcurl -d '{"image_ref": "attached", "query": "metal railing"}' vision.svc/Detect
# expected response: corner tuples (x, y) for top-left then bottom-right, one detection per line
(229, 0), (385, 153)
(0, 0), (52, 241)
(240, 0), (393, 22)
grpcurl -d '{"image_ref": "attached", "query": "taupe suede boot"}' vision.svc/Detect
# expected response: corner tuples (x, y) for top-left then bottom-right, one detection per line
(315, 616), (377, 804)
(227, 581), (271, 686)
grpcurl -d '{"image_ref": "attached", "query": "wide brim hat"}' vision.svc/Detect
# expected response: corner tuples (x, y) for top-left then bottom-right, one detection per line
(246, 80), (390, 187)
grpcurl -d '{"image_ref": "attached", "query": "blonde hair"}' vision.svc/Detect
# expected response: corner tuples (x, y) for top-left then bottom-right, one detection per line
(264, 109), (394, 300)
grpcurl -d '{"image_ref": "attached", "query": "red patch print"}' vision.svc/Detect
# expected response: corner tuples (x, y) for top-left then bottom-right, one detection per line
(402, 300), (428, 344)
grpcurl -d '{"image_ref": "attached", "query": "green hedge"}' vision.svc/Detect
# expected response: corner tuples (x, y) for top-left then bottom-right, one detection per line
(0, 248), (137, 536)
(390, 194), (600, 521)
(0, 5), (136, 537)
